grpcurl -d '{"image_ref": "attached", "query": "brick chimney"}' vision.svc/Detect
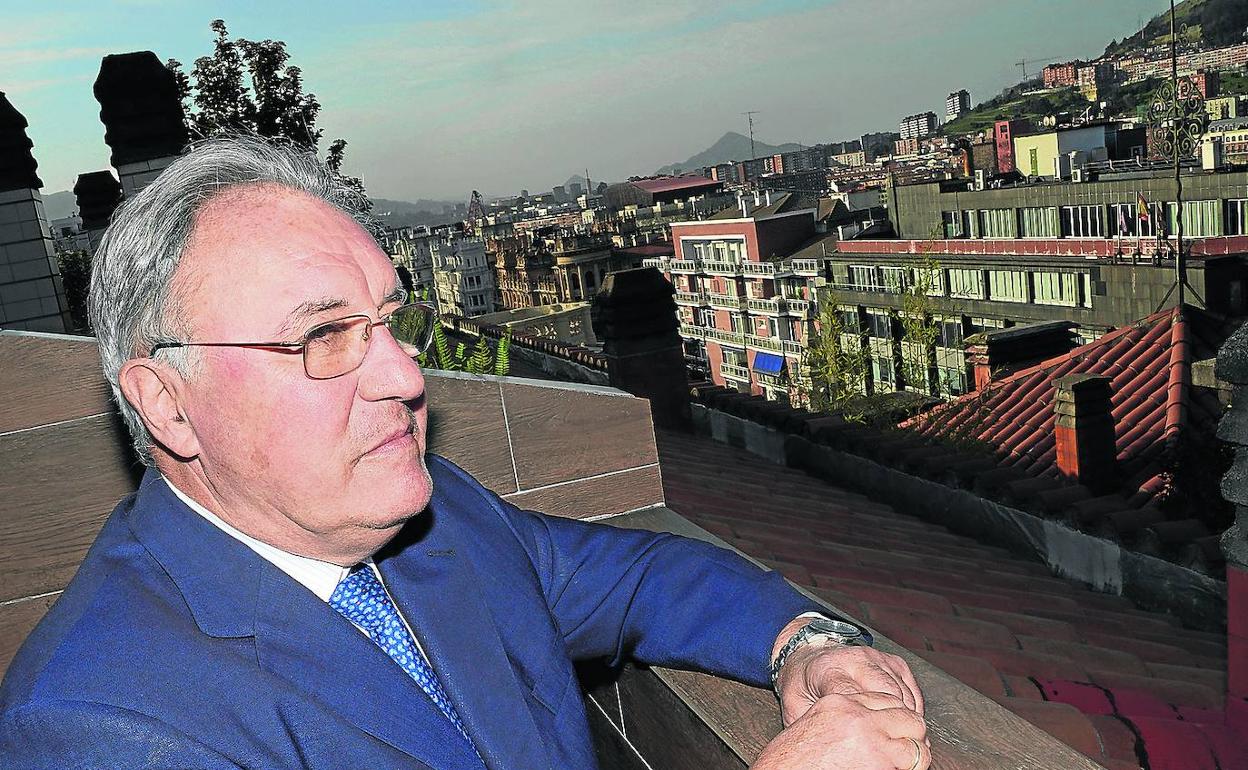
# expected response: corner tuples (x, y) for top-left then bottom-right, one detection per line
(1215, 322), (1248, 733)
(592, 267), (691, 429)
(966, 320), (1079, 390)
(94, 51), (188, 198)
(1052, 374), (1117, 495)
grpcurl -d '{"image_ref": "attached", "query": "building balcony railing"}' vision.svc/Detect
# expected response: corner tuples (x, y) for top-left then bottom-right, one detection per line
(675, 291), (709, 306)
(745, 334), (782, 353)
(747, 298), (780, 315)
(669, 260), (699, 273)
(642, 258), (666, 269)
(790, 258), (821, 275)
(742, 261), (776, 276)
(782, 339), (805, 356)
(781, 298), (812, 317)
(702, 261), (742, 276)
(719, 363), (751, 382)
(755, 371), (788, 387)
(707, 292), (747, 311)
(705, 327), (746, 347)
(679, 323), (707, 339)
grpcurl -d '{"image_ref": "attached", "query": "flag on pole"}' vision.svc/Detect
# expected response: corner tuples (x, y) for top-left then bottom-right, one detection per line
(1117, 203), (1129, 236)
(1137, 193), (1150, 222)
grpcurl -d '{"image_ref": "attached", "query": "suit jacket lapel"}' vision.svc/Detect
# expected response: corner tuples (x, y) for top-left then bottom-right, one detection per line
(126, 470), (480, 769)
(253, 567), (480, 768)
(377, 495), (553, 770)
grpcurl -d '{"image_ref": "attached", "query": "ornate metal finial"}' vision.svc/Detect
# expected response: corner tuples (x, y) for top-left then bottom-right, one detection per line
(1148, 75), (1209, 161)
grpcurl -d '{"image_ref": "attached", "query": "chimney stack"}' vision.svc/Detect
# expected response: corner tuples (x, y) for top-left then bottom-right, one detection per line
(965, 320), (1079, 389)
(1052, 373), (1117, 494)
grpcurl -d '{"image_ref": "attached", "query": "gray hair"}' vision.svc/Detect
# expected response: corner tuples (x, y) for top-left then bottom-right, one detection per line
(88, 134), (375, 466)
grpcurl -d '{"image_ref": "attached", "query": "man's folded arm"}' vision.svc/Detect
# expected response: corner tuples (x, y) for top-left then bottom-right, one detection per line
(0, 699), (243, 770)
(468, 478), (823, 687)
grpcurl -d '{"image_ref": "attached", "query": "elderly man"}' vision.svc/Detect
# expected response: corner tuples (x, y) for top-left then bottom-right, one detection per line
(0, 136), (928, 770)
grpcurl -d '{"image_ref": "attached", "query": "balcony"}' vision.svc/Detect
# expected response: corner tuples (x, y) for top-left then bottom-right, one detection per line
(747, 298), (780, 315)
(675, 291), (709, 306)
(669, 260), (699, 273)
(782, 339), (805, 356)
(642, 258), (666, 270)
(790, 258), (821, 275)
(702, 261), (742, 276)
(679, 323), (707, 339)
(704, 327), (746, 347)
(742, 261), (776, 277)
(745, 334), (782, 353)
(780, 298), (811, 317)
(719, 363), (751, 382)
(707, 292), (747, 311)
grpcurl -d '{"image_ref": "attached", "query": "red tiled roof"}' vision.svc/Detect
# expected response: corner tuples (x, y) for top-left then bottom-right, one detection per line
(905, 306), (1232, 510)
(655, 429), (1235, 770)
(630, 176), (719, 194)
(615, 242), (674, 258)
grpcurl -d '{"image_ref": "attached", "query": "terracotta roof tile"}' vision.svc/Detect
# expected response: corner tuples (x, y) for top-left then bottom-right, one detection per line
(654, 429), (1231, 767)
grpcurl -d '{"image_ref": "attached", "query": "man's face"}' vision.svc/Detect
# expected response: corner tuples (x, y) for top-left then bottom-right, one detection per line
(169, 185), (432, 562)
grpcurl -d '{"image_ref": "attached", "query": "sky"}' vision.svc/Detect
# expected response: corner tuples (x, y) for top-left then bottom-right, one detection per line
(5, 0), (1173, 203)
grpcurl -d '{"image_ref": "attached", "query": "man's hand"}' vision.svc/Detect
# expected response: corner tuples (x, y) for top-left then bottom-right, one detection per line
(752, 692), (931, 770)
(771, 618), (924, 726)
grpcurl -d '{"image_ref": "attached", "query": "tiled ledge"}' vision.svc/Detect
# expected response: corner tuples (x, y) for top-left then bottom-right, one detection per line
(589, 506), (1107, 769)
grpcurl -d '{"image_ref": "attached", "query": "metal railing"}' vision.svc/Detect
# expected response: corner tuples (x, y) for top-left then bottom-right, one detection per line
(679, 323), (707, 339)
(790, 258), (821, 275)
(746, 334), (782, 353)
(669, 260), (699, 273)
(708, 292), (747, 310)
(702, 261), (742, 276)
(675, 291), (709, 306)
(705, 328), (746, 347)
(742, 262), (776, 276)
(782, 339), (805, 356)
(747, 298), (780, 315)
(719, 363), (751, 382)
(642, 258), (666, 269)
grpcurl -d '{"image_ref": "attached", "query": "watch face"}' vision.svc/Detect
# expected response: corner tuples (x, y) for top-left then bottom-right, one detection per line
(810, 618), (862, 638)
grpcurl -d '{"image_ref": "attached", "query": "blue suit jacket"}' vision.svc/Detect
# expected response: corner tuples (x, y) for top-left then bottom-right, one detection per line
(0, 455), (820, 769)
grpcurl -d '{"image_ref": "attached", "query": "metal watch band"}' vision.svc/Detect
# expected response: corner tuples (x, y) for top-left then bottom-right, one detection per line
(769, 617), (873, 690)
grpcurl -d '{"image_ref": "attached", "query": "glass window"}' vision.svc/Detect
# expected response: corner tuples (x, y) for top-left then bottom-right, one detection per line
(988, 270), (1028, 302)
(942, 211), (963, 239)
(849, 265), (882, 291)
(881, 267), (907, 293)
(1227, 199), (1248, 236)
(1060, 205), (1106, 238)
(873, 356), (895, 389)
(1019, 207), (1060, 238)
(1169, 199), (1221, 237)
(866, 311), (892, 339)
(948, 268), (985, 299)
(1033, 272), (1080, 306)
(978, 208), (1015, 238)
(936, 317), (963, 349)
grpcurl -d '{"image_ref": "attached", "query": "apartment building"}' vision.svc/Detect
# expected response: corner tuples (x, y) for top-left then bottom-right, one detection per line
(643, 193), (826, 404)
(432, 233), (497, 318)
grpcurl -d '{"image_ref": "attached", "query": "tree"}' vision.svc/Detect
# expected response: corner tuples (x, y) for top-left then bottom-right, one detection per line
(802, 299), (870, 417)
(55, 246), (92, 333)
(167, 20), (362, 191)
(897, 253), (941, 397)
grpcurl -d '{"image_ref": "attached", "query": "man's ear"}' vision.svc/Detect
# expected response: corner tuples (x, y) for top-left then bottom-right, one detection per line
(117, 358), (201, 460)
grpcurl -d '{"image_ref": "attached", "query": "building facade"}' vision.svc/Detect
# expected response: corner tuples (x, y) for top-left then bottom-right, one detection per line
(945, 90), (971, 122)
(900, 112), (938, 140)
(432, 233), (497, 318)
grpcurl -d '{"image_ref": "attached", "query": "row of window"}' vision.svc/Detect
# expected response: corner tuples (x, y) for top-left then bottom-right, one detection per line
(942, 199), (1247, 240)
(844, 265), (1087, 307)
(681, 238), (747, 263)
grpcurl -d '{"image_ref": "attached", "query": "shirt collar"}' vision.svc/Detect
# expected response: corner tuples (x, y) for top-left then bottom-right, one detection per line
(161, 475), (352, 602)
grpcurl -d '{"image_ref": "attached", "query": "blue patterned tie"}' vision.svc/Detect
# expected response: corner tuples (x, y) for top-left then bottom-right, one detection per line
(329, 565), (476, 748)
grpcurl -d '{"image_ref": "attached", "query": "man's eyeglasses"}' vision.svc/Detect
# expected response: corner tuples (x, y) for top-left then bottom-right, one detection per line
(148, 302), (437, 379)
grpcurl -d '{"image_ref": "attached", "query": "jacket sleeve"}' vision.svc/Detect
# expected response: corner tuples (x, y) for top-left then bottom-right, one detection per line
(436, 457), (824, 689)
(0, 699), (244, 770)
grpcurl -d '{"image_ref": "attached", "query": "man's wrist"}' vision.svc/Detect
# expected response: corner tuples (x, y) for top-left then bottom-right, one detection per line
(769, 615), (873, 690)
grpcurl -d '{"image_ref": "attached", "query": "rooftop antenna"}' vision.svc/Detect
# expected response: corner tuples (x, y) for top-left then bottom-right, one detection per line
(743, 111), (760, 159)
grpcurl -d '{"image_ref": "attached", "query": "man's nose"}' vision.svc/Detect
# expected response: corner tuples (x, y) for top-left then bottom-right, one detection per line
(356, 326), (426, 403)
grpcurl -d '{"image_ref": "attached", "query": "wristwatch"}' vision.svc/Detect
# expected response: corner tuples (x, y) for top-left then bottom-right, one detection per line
(769, 617), (874, 689)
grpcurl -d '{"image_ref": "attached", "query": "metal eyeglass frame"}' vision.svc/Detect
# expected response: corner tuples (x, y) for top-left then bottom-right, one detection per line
(147, 302), (438, 380)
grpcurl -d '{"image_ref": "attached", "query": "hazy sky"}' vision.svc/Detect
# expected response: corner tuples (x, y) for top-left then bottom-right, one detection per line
(6, 0), (1170, 202)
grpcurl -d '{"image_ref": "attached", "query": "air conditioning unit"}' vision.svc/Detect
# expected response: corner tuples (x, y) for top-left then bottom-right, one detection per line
(973, 170), (986, 191)
(1071, 168), (1085, 183)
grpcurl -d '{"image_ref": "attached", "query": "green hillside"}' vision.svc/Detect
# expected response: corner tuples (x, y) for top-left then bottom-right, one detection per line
(1105, 0), (1248, 57)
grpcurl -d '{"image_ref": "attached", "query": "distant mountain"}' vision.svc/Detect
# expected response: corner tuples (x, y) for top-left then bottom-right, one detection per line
(1105, 0), (1248, 58)
(655, 132), (804, 176)
(371, 197), (466, 228)
(42, 190), (77, 221)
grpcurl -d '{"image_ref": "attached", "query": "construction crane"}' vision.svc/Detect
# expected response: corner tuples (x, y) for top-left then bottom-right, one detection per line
(742, 111), (760, 160)
(1015, 55), (1066, 80)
